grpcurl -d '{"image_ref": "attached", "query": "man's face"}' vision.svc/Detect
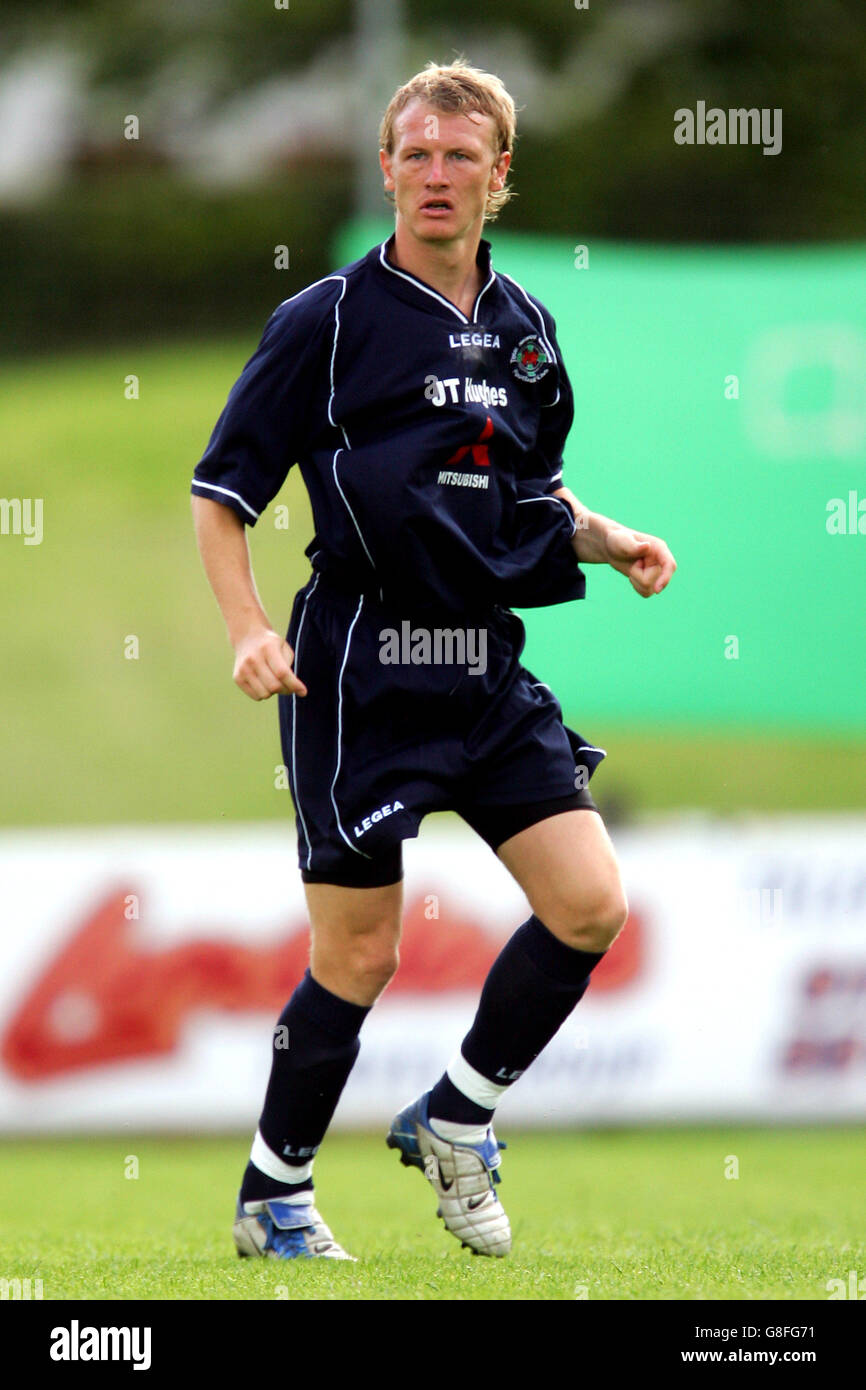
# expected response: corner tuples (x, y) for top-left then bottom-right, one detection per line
(380, 99), (510, 246)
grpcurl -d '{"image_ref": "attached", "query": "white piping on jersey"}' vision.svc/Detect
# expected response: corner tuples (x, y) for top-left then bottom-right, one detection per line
(332, 449), (377, 572)
(379, 241), (467, 323)
(526, 686), (609, 760)
(290, 572), (320, 869)
(192, 277), (349, 525)
(330, 595), (372, 858)
(326, 276), (350, 449)
(473, 265), (496, 319)
(548, 468), (563, 484)
(378, 241), (498, 326)
(516, 494), (577, 536)
(499, 271), (561, 407)
(277, 272), (350, 312)
(326, 276), (383, 598)
(190, 479), (258, 521)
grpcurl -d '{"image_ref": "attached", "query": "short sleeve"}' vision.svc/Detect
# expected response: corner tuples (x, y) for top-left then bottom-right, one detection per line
(513, 308), (575, 497)
(536, 313), (574, 494)
(190, 280), (342, 525)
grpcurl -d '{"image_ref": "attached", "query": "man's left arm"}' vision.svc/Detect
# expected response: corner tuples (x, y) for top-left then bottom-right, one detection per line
(553, 485), (677, 599)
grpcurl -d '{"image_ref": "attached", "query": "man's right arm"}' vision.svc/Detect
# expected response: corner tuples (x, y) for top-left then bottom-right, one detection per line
(191, 495), (307, 701)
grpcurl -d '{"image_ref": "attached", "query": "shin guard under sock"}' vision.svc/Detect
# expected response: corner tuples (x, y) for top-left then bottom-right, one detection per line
(240, 968), (369, 1202)
(429, 915), (604, 1125)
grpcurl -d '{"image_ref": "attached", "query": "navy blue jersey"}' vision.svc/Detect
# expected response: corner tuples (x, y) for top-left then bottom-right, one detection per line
(191, 235), (585, 615)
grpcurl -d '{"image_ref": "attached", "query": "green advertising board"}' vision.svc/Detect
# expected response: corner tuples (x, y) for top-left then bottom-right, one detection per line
(337, 221), (866, 735)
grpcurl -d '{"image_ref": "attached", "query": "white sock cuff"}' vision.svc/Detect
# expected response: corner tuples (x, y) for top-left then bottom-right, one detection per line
(428, 1117), (491, 1145)
(250, 1129), (314, 1186)
(446, 1052), (510, 1110)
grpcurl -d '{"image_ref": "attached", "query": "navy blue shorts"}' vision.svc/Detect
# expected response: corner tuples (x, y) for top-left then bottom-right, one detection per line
(279, 573), (606, 887)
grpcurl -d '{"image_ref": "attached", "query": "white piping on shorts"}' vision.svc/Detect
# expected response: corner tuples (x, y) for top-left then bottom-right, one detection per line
(330, 595), (371, 858)
(290, 572), (319, 869)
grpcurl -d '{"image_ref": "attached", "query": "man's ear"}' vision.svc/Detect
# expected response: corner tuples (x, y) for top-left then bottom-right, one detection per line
(379, 147), (394, 191)
(490, 149), (511, 190)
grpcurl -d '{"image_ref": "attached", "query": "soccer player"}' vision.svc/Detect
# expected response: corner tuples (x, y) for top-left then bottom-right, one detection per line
(191, 61), (676, 1261)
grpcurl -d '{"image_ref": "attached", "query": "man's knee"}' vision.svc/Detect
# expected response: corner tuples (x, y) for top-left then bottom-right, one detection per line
(347, 932), (400, 994)
(537, 877), (629, 953)
(312, 916), (401, 1005)
(306, 881), (402, 1004)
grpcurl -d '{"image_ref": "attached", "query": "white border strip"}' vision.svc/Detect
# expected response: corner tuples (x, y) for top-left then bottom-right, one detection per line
(446, 1051), (510, 1109)
(379, 241), (469, 324)
(326, 276), (350, 449)
(290, 573), (320, 869)
(499, 270), (561, 406)
(332, 450), (377, 572)
(516, 494), (577, 535)
(190, 479), (258, 521)
(330, 596), (371, 858)
(472, 265), (497, 322)
(250, 1129), (313, 1186)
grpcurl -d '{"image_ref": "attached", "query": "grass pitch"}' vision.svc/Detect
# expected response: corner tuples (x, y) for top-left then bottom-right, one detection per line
(3, 1128), (865, 1301)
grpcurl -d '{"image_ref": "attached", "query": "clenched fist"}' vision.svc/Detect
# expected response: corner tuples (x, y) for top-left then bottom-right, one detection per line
(232, 627), (308, 701)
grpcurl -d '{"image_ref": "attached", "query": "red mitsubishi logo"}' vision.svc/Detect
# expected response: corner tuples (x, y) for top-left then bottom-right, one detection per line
(445, 415), (494, 467)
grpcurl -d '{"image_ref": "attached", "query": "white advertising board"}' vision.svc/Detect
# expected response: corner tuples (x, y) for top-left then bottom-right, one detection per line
(0, 816), (864, 1130)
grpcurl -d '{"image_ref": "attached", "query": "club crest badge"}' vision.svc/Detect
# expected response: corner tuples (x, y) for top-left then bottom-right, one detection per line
(510, 334), (551, 382)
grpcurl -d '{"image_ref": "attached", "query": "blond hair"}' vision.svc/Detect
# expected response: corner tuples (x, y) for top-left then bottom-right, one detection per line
(379, 60), (516, 220)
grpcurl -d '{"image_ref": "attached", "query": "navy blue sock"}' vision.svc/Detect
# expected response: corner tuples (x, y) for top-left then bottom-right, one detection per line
(429, 915), (604, 1123)
(240, 968), (369, 1203)
(239, 1164), (313, 1204)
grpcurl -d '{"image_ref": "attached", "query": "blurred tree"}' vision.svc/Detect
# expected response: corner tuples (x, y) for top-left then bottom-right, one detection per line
(0, 0), (863, 352)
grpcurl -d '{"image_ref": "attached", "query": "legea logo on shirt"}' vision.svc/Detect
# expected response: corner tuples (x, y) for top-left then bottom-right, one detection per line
(448, 332), (501, 350)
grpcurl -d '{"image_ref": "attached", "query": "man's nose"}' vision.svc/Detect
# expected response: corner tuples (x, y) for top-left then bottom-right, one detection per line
(426, 153), (448, 183)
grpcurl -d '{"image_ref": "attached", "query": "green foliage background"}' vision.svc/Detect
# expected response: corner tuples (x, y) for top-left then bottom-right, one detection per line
(1, 0), (865, 355)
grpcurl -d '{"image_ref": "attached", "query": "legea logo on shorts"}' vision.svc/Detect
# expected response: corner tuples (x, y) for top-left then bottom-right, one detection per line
(354, 800), (405, 839)
(378, 622), (488, 676)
